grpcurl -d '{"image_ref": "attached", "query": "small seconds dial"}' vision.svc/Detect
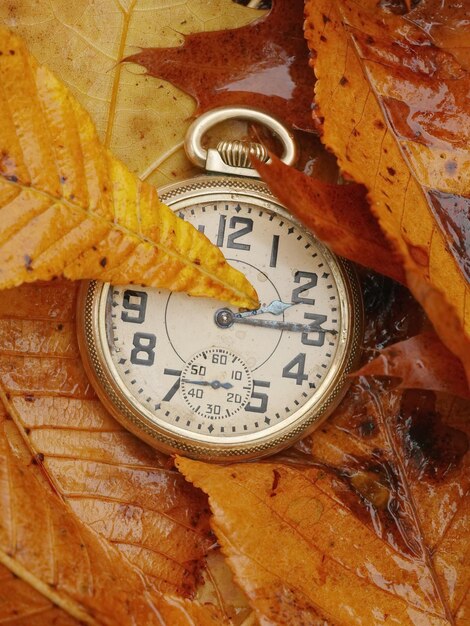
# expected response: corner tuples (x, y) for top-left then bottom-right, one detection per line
(181, 348), (252, 420)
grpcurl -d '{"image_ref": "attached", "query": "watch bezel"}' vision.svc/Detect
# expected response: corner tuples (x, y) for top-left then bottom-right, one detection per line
(77, 175), (363, 461)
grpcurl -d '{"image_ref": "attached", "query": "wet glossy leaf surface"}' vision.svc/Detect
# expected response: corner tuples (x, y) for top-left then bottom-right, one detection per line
(355, 332), (470, 400)
(0, 402), (225, 626)
(0, 1), (469, 623)
(125, 0), (315, 132)
(305, 0), (470, 379)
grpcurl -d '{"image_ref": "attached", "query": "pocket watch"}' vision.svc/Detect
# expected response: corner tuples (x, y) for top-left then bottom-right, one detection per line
(77, 106), (363, 461)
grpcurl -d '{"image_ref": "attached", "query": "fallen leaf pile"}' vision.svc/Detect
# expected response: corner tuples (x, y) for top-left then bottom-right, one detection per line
(0, 1), (469, 625)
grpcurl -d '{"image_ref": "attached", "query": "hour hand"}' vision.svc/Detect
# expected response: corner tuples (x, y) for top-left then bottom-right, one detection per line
(234, 300), (294, 318)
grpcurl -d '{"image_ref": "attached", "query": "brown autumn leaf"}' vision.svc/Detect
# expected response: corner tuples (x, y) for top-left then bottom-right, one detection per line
(0, 403), (226, 626)
(178, 382), (470, 625)
(355, 332), (470, 400)
(255, 154), (405, 283)
(125, 0), (314, 132)
(0, 26), (258, 309)
(0, 279), (215, 599)
(304, 0), (470, 379)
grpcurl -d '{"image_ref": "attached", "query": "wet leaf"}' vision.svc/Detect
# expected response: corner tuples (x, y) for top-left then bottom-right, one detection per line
(305, 0), (470, 379)
(0, 563), (80, 626)
(0, 0), (262, 186)
(0, 404), (226, 626)
(0, 280), (215, 599)
(355, 332), (470, 400)
(0, 27), (258, 309)
(125, 0), (314, 132)
(196, 551), (257, 625)
(178, 382), (470, 625)
(256, 154), (406, 283)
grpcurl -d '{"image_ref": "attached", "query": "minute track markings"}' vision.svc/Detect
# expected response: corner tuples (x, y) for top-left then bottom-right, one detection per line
(100, 197), (350, 447)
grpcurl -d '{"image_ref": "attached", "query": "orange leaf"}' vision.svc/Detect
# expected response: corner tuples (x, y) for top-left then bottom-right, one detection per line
(0, 27), (258, 309)
(178, 381), (470, 624)
(0, 404), (225, 626)
(125, 0), (315, 131)
(0, 280), (214, 599)
(256, 154), (406, 283)
(0, 563), (80, 626)
(305, 0), (470, 379)
(354, 332), (470, 400)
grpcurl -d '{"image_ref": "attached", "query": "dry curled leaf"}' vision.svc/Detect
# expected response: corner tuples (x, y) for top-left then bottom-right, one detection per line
(0, 27), (258, 309)
(355, 332), (470, 400)
(178, 382), (470, 625)
(125, 0), (314, 132)
(0, 280), (216, 599)
(305, 0), (470, 379)
(0, 405), (225, 626)
(256, 154), (405, 283)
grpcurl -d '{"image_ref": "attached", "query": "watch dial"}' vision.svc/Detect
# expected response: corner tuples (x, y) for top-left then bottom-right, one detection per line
(103, 200), (348, 441)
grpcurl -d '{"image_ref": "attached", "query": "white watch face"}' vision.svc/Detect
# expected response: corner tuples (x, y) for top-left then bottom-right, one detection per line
(97, 197), (354, 445)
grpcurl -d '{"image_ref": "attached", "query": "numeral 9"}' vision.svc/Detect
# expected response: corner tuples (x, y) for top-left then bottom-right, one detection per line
(121, 290), (147, 324)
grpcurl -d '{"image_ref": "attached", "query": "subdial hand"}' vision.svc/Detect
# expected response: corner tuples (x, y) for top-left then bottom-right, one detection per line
(181, 379), (234, 390)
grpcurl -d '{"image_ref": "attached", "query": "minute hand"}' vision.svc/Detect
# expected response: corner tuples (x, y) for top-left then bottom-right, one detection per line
(231, 316), (337, 335)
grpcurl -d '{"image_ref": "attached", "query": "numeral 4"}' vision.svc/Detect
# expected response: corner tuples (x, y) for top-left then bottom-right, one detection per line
(282, 353), (308, 385)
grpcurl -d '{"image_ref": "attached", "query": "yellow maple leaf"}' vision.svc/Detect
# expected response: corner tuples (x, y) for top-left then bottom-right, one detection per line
(0, 26), (259, 309)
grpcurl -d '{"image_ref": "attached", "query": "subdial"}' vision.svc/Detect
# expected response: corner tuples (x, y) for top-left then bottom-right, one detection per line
(181, 348), (252, 420)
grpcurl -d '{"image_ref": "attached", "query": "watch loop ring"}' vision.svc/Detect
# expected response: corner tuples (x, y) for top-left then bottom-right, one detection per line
(184, 106), (298, 169)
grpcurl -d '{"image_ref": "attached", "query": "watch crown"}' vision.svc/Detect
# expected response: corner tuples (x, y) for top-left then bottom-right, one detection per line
(216, 140), (269, 169)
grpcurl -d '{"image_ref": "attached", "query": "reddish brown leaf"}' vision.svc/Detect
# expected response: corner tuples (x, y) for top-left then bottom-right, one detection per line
(256, 154), (406, 283)
(355, 333), (470, 400)
(124, 0), (315, 132)
(178, 381), (470, 625)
